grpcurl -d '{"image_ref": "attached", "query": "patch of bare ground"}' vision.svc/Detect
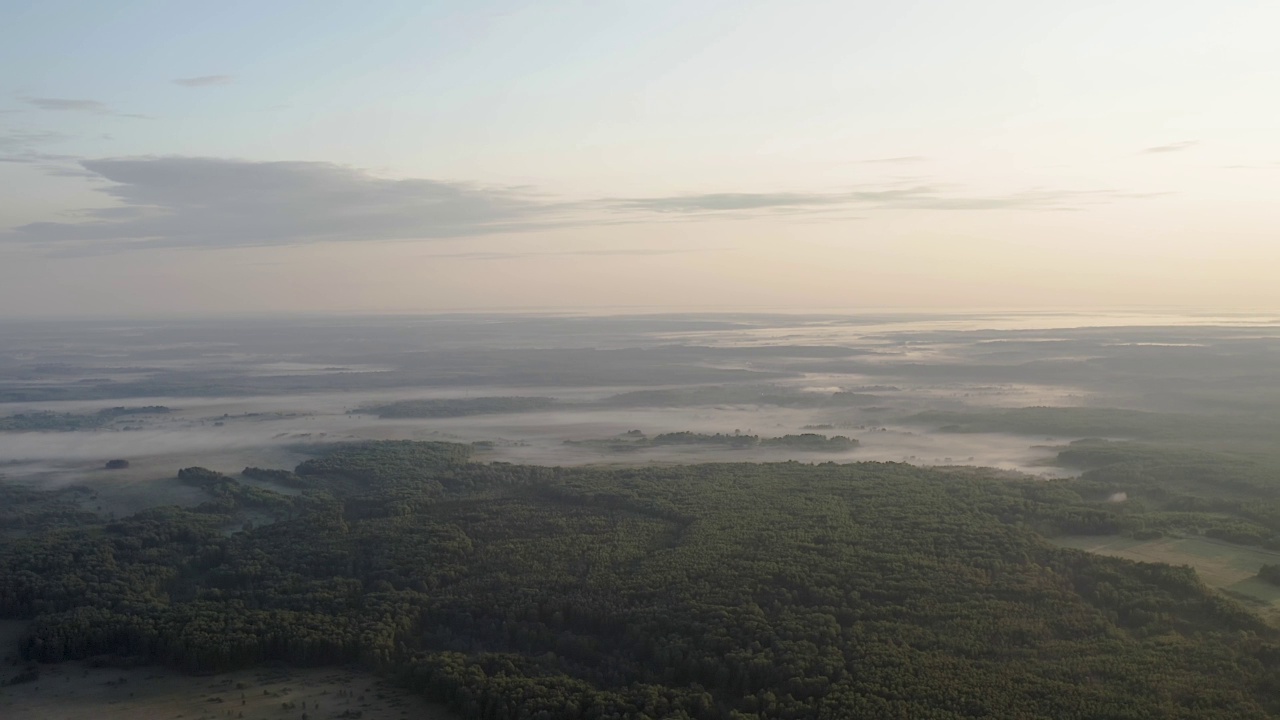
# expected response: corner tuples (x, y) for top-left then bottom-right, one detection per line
(0, 659), (457, 720)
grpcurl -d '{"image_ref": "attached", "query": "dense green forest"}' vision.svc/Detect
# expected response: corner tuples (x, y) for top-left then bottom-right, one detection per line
(4, 441), (1280, 718)
(908, 403), (1280, 550)
(565, 432), (859, 453)
(0, 406), (171, 432)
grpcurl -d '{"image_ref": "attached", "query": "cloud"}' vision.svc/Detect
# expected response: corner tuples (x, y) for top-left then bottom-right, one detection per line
(2, 156), (1161, 253)
(20, 97), (152, 118)
(174, 75), (234, 87)
(0, 129), (81, 170)
(1142, 140), (1198, 154)
(23, 97), (112, 114)
(3, 157), (563, 250)
(607, 186), (1134, 214)
(421, 248), (719, 261)
(0, 128), (68, 152)
(859, 156), (927, 164)
(0, 152), (80, 165)
(610, 192), (848, 214)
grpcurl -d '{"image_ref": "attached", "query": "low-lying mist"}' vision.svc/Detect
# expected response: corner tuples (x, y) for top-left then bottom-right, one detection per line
(3, 311), (1278, 514)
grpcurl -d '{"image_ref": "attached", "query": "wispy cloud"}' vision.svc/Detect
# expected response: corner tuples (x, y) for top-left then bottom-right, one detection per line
(20, 96), (152, 119)
(173, 75), (234, 88)
(0, 151), (81, 165)
(0, 129), (81, 171)
(1222, 162), (1280, 170)
(1142, 140), (1198, 154)
(0, 128), (68, 152)
(607, 186), (1140, 214)
(23, 97), (112, 114)
(859, 156), (927, 164)
(610, 192), (849, 214)
(4, 157), (565, 251)
(1, 156), (1162, 253)
(421, 248), (717, 261)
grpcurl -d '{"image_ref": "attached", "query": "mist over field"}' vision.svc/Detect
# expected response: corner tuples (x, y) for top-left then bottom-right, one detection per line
(4, 311), (1278, 508)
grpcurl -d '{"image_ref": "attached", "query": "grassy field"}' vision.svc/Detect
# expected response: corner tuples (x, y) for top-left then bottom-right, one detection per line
(1055, 534), (1280, 608)
(0, 618), (456, 720)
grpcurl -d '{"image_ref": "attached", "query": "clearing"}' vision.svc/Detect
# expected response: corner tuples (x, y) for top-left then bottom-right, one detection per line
(0, 621), (456, 720)
(1055, 534), (1280, 610)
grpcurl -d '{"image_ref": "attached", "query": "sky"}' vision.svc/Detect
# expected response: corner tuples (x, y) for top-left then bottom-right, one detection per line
(1, 0), (1278, 317)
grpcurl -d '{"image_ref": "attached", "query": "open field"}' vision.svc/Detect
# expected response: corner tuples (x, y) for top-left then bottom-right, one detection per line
(0, 626), (456, 720)
(1055, 534), (1280, 607)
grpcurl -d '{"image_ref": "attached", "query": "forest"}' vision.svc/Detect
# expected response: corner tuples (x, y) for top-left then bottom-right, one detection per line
(565, 432), (859, 453)
(4, 441), (1280, 719)
(0, 406), (171, 432)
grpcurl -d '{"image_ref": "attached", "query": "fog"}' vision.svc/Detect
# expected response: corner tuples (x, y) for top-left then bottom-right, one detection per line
(4, 311), (1280, 511)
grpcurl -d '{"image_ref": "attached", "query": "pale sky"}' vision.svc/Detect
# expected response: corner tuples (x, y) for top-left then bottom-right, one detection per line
(1, 0), (1277, 317)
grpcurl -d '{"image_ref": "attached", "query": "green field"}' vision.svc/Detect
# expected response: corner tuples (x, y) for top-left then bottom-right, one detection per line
(1055, 534), (1280, 606)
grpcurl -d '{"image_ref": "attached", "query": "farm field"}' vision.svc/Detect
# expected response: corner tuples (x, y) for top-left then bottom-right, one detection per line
(1055, 534), (1280, 609)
